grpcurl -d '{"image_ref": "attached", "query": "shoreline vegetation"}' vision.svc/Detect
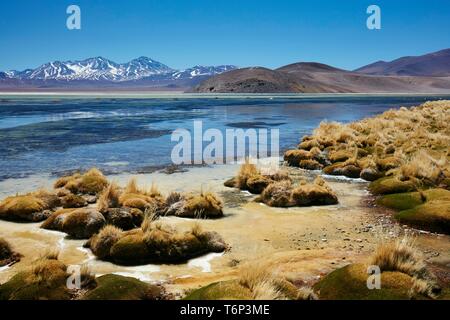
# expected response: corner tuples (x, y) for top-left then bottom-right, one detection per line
(0, 100), (449, 300)
(282, 100), (450, 235)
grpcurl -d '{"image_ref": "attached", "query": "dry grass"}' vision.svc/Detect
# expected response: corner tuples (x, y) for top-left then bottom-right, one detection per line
(370, 237), (438, 298)
(236, 160), (259, 189)
(285, 101), (450, 185)
(261, 180), (294, 207)
(232, 160), (292, 194)
(124, 178), (141, 194)
(55, 168), (108, 195)
(88, 217), (227, 264)
(119, 179), (165, 212)
(237, 262), (317, 300)
(370, 237), (425, 277)
(397, 150), (446, 185)
(90, 225), (123, 259)
(0, 188), (60, 221)
(97, 182), (121, 213)
(163, 190), (224, 219)
(261, 177), (338, 207)
(30, 256), (67, 284)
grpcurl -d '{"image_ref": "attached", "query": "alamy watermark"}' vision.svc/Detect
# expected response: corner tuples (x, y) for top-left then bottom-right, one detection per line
(367, 265), (381, 290)
(171, 121), (280, 170)
(367, 5), (381, 30)
(66, 264), (82, 290)
(66, 5), (81, 30)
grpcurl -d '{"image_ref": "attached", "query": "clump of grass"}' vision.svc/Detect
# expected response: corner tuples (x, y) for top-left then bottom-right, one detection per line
(371, 237), (424, 276)
(284, 101), (450, 185)
(228, 160), (292, 194)
(182, 191), (224, 218)
(165, 191), (184, 206)
(261, 180), (294, 207)
(370, 237), (438, 298)
(61, 193), (87, 209)
(41, 208), (106, 239)
(0, 189), (61, 222)
(163, 189), (224, 219)
(86, 218), (227, 265)
(89, 225), (124, 259)
(97, 182), (121, 213)
(237, 262), (317, 300)
(55, 168), (108, 195)
(30, 255), (68, 284)
(236, 160), (259, 189)
(260, 177), (338, 207)
(398, 150), (446, 186)
(119, 178), (165, 212)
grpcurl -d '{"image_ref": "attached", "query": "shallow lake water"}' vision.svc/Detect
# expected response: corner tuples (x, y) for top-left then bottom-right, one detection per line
(0, 94), (448, 182)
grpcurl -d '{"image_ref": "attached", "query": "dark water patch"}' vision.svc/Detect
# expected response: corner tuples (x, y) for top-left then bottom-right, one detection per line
(226, 121), (287, 128)
(0, 117), (172, 156)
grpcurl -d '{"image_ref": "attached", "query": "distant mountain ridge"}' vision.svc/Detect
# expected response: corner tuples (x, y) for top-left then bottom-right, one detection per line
(355, 48), (450, 77)
(1, 56), (237, 86)
(2, 48), (450, 92)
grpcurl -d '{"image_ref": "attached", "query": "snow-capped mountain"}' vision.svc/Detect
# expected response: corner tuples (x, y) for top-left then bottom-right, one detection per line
(3, 57), (236, 83)
(172, 65), (236, 80)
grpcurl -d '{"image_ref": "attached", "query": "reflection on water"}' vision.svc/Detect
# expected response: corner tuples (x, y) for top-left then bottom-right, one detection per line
(0, 95), (447, 181)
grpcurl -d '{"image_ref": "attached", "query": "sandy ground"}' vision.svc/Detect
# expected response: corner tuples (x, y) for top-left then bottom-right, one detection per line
(0, 163), (449, 297)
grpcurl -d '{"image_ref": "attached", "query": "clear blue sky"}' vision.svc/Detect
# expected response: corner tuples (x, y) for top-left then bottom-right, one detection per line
(0, 0), (449, 71)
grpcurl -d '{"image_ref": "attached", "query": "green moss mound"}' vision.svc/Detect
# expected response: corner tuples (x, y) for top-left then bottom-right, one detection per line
(377, 188), (450, 211)
(376, 189), (450, 234)
(184, 278), (303, 300)
(395, 200), (450, 234)
(110, 233), (150, 263)
(377, 192), (425, 211)
(314, 264), (418, 300)
(81, 274), (162, 300)
(0, 259), (71, 300)
(369, 177), (417, 195)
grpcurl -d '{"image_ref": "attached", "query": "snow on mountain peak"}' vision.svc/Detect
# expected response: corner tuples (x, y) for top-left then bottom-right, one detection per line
(3, 57), (237, 83)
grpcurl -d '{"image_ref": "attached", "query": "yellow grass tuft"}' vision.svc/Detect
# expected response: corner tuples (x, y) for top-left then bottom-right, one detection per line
(97, 182), (121, 213)
(370, 237), (424, 277)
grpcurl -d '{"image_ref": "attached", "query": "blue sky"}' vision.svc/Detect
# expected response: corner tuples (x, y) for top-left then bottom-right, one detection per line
(0, 0), (449, 71)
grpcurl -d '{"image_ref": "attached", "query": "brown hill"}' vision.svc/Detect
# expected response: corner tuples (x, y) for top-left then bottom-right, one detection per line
(355, 48), (450, 77)
(192, 62), (450, 93)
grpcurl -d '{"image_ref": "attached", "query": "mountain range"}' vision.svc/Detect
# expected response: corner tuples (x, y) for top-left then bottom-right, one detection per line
(0, 57), (236, 89)
(1, 48), (450, 93)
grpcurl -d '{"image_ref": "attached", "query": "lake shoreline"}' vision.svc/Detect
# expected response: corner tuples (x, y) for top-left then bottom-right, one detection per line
(1, 92), (450, 99)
